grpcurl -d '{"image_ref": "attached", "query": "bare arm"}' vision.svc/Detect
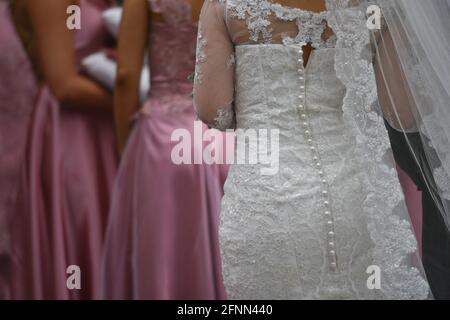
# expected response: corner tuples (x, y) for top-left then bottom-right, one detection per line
(373, 27), (417, 131)
(24, 0), (112, 112)
(114, 0), (149, 154)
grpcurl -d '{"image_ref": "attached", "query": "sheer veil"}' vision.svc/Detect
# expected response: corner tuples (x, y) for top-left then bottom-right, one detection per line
(376, 0), (450, 231)
(327, 0), (450, 232)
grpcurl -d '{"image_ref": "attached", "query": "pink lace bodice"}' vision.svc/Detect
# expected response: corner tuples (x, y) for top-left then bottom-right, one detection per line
(144, 0), (198, 113)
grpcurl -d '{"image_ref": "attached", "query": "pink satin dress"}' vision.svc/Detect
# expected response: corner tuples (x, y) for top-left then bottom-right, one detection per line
(0, 0), (38, 300)
(10, 0), (118, 300)
(101, 0), (228, 299)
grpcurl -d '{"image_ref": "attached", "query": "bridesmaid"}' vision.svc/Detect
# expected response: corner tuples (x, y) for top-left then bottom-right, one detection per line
(101, 0), (228, 299)
(10, 0), (118, 299)
(0, 0), (37, 300)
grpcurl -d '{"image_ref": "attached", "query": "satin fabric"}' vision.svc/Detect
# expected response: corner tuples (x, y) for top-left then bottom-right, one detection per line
(10, 0), (118, 300)
(101, 0), (228, 299)
(0, 0), (37, 300)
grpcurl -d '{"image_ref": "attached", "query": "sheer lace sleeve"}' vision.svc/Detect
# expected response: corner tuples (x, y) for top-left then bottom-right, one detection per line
(193, 0), (236, 131)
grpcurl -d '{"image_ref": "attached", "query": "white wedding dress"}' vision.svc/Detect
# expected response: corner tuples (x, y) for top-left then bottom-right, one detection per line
(193, 0), (431, 300)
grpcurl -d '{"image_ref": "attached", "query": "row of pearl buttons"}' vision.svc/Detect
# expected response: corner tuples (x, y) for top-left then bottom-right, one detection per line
(296, 47), (338, 272)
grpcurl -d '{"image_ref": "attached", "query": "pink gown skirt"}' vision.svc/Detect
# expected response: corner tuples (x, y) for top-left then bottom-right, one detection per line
(101, 105), (228, 300)
(11, 87), (118, 300)
(0, 0), (37, 299)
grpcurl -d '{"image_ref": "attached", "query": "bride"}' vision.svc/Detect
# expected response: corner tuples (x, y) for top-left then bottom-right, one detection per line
(193, 0), (450, 300)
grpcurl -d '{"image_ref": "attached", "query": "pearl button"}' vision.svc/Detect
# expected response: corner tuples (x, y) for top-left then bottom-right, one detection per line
(297, 48), (339, 272)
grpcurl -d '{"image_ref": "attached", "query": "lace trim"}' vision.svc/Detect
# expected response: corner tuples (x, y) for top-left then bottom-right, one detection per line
(434, 166), (450, 200)
(202, 103), (235, 132)
(328, 6), (430, 299)
(194, 24), (207, 84)
(226, 0), (336, 48)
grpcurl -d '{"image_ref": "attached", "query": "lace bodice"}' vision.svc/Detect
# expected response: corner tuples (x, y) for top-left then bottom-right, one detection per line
(193, 0), (338, 131)
(225, 0), (336, 47)
(143, 0), (198, 113)
(219, 45), (428, 299)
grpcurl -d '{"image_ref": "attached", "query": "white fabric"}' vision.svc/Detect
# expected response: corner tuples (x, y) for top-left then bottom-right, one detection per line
(81, 52), (150, 103)
(220, 45), (427, 299)
(100, 7), (151, 103)
(103, 7), (122, 38)
(194, 0), (431, 299)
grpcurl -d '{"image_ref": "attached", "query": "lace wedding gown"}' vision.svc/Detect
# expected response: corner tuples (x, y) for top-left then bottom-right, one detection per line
(194, 0), (431, 300)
